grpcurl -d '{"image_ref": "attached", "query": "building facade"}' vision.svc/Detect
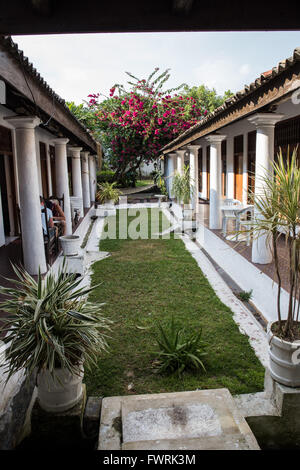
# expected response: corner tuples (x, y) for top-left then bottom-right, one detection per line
(162, 47), (300, 265)
(0, 36), (99, 275)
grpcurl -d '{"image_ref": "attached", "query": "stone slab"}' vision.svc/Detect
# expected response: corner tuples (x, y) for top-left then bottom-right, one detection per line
(98, 389), (260, 450)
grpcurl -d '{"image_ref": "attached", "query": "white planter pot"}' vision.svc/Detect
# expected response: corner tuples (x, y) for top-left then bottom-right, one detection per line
(182, 209), (193, 221)
(37, 365), (84, 412)
(102, 200), (115, 209)
(59, 235), (81, 256)
(268, 322), (300, 387)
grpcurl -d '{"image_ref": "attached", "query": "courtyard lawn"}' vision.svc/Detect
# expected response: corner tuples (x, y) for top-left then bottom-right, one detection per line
(84, 208), (265, 397)
(135, 179), (154, 187)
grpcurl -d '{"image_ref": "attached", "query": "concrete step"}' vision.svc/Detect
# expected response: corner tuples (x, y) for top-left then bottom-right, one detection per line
(98, 388), (260, 450)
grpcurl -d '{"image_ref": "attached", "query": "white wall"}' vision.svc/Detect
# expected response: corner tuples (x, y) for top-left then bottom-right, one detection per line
(140, 161), (155, 177)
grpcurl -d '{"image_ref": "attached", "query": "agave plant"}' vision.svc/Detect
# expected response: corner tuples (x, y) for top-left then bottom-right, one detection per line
(242, 148), (300, 339)
(172, 164), (193, 205)
(96, 181), (120, 204)
(0, 259), (111, 382)
(153, 316), (207, 376)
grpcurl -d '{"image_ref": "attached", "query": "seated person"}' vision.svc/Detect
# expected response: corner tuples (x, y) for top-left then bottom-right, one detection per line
(47, 197), (66, 235)
(40, 197), (57, 239)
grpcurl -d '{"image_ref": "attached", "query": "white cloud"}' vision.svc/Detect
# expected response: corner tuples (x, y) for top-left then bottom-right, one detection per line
(239, 63), (251, 75)
(12, 32), (300, 103)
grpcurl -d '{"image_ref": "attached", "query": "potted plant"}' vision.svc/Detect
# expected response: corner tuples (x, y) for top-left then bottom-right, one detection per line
(172, 165), (194, 221)
(96, 182), (120, 207)
(241, 148), (300, 386)
(59, 234), (81, 256)
(0, 260), (110, 412)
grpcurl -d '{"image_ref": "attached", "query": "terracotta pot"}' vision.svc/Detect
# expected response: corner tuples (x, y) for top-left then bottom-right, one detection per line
(268, 322), (300, 387)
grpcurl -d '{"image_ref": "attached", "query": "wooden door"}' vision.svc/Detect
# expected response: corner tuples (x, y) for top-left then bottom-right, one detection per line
(221, 140), (226, 197)
(234, 154), (243, 201)
(248, 131), (256, 203)
(234, 135), (243, 202)
(0, 155), (10, 236)
(206, 146), (210, 200)
(39, 142), (49, 198)
(198, 148), (203, 193)
(49, 145), (56, 196)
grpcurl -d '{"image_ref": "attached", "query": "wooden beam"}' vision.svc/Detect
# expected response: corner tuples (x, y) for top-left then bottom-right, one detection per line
(0, 0), (299, 35)
(0, 42), (97, 152)
(163, 65), (300, 153)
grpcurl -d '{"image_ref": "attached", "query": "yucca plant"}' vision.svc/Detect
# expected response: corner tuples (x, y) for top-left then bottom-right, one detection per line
(96, 181), (120, 204)
(153, 316), (207, 376)
(172, 164), (193, 205)
(0, 259), (111, 382)
(242, 147), (300, 340)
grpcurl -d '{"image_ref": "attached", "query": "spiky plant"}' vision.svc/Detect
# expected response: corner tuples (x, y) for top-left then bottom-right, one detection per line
(241, 148), (300, 340)
(96, 181), (120, 204)
(172, 164), (193, 205)
(0, 259), (111, 382)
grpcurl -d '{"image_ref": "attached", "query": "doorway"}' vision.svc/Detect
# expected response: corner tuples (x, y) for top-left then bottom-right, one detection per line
(234, 135), (243, 202)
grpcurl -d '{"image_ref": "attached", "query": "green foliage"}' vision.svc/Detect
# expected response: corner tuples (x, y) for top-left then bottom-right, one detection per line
(153, 316), (207, 376)
(66, 101), (97, 132)
(0, 260), (111, 381)
(237, 290), (253, 302)
(85, 209), (265, 396)
(153, 168), (168, 196)
(182, 85), (233, 113)
(240, 147), (300, 339)
(86, 68), (205, 183)
(96, 182), (120, 203)
(97, 170), (116, 185)
(172, 164), (193, 204)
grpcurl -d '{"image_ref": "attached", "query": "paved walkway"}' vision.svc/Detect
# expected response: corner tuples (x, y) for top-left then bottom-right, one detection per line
(119, 184), (156, 196)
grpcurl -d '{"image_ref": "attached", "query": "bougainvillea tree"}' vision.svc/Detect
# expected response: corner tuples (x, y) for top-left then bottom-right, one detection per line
(86, 68), (207, 184)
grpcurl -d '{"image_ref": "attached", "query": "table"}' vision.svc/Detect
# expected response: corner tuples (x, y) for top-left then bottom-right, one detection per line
(220, 204), (254, 241)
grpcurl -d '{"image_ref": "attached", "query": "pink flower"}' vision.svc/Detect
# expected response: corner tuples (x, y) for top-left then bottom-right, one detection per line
(154, 129), (159, 135)
(158, 118), (163, 125)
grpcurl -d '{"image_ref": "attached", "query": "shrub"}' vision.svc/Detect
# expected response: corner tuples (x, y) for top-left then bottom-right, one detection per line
(0, 260), (111, 381)
(153, 317), (207, 376)
(96, 182), (120, 204)
(97, 170), (116, 185)
(237, 290), (253, 302)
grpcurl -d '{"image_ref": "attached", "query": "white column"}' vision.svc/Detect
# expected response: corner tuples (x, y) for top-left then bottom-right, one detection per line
(248, 113), (284, 264)
(187, 145), (200, 213)
(242, 133), (248, 205)
(202, 146), (207, 199)
(176, 150), (185, 176)
(166, 153), (176, 198)
(46, 143), (53, 196)
(206, 135), (226, 230)
(53, 138), (72, 235)
(81, 151), (91, 209)
(4, 116), (47, 274)
(226, 136), (234, 199)
(69, 146), (84, 218)
(89, 155), (97, 202)
(69, 146), (83, 198)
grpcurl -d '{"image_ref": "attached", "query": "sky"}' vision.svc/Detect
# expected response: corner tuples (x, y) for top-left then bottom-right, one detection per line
(13, 31), (300, 105)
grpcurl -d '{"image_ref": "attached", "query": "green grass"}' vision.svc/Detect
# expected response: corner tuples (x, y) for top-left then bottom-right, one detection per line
(84, 209), (264, 397)
(135, 179), (154, 187)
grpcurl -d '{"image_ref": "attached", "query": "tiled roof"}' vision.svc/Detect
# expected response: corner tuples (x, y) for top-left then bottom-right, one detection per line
(0, 35), (98, 148)
(162, 46), (300, 152)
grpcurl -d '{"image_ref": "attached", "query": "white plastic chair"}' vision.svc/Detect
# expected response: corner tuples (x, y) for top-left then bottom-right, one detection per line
(221, 199), (242, 237)
(235, 206), (254, 245)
